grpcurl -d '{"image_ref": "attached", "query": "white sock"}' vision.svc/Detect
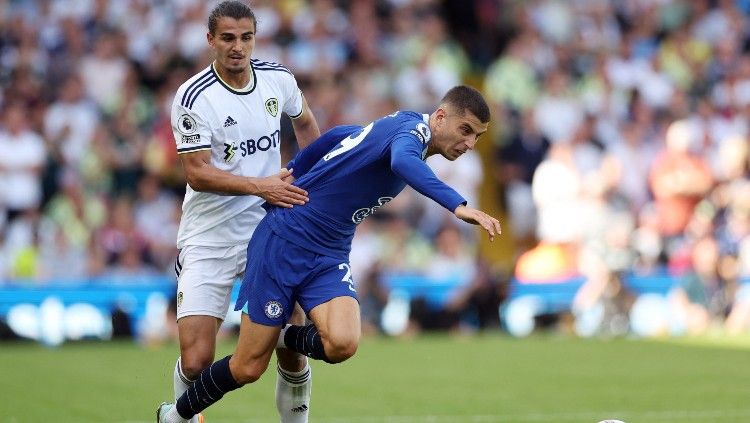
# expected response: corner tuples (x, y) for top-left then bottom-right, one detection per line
(276, 362), (312, 423)
(165, 405), (188, 423)
(277, 324), (292, 349)
(173, 357), (193, 400)
(173, 357), (202, 423)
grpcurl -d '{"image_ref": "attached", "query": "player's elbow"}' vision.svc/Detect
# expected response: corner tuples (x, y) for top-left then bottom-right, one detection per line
(185, 173), (208, 192)
(390, 157), (408, 179)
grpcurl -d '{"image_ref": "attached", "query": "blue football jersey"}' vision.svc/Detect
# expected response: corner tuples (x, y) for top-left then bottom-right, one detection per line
(264, 111), (466, 258)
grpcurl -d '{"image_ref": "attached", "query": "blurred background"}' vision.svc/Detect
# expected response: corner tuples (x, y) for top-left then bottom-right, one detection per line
(1, 0), (750, 346)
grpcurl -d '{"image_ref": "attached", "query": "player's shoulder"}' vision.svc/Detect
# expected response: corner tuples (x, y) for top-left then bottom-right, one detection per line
(380, 110), (423, 125)
(251, 59), (294, 76)
(174, 65), (219, 110)
(381, 111), (431, 144)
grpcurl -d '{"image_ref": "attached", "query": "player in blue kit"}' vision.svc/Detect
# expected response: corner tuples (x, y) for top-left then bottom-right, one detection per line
(157, 85), (500, 422)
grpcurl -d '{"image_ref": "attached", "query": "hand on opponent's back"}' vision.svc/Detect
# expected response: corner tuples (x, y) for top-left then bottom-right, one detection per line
(256, 168), (307, 208)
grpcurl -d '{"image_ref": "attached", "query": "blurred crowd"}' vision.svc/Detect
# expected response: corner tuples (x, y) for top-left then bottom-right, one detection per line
(492, 0), (750, 337)
(1, 0), (750, 337)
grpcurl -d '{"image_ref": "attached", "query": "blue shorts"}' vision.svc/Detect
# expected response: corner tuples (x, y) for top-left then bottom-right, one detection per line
(234, 219), (358, 326)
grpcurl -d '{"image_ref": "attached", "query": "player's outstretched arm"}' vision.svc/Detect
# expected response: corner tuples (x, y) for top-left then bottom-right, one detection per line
(180, 151), (308, 206)
(453, 205), (502, 241)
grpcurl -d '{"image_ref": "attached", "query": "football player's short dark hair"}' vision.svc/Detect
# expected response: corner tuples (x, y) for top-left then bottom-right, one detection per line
(441, 85), (491, 123)
(208, 1), (257, 35)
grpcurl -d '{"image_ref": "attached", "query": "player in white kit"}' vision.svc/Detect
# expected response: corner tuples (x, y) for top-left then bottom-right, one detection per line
(168, 2), (320, 422)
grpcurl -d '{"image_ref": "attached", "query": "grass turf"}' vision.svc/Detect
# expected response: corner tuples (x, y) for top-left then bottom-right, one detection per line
(0, 334), (749, 422)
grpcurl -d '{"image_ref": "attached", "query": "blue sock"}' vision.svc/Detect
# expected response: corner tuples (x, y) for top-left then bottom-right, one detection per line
(175, 355), (241, 419)
(283, 324), (332, 363)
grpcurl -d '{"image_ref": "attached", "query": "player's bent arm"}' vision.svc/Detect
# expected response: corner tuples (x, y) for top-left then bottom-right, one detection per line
(179, 150), (308, 206)
(290, 96), (321, 149)
(180, 149), (257, 194)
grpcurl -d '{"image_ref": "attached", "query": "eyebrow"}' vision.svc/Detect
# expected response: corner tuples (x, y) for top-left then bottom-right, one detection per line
(462, 122), (487, 135)
(220, 31), (255, 37)
(470, 123), (488, 137)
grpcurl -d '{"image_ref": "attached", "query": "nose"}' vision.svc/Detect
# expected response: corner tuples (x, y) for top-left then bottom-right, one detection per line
(465, 137), (477, 150)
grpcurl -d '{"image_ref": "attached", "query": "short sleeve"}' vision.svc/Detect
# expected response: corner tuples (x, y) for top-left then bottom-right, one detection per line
(171, 99), (212, 154)
(279, 72), (304, 119)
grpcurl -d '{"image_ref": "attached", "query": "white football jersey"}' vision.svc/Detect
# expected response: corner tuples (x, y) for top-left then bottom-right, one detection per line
(171, 60), (304, 248)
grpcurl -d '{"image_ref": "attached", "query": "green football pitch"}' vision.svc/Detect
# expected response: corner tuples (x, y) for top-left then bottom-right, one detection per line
(1, 334), (749, 423)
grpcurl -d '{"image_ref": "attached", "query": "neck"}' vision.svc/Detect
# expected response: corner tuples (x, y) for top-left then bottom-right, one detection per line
(213, 61), (251, 89)
(425, 112), (439, 157)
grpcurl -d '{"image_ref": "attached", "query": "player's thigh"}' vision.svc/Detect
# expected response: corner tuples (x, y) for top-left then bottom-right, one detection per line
(175, 245), (245, 365)
(296, 255), (360, 339)
(297, 257), (361, 344)
(230, 313), (281, 384)
(175, 244), (245, 321)
(237, 226), (303, 326)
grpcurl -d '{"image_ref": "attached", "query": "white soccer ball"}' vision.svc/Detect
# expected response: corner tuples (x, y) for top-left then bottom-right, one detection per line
(597, 420), (626, 423)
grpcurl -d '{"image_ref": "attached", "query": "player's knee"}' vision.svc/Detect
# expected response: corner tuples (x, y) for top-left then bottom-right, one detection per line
(232, 359), (270, 384)
(324, 336), (359, 363)
(181, 354), (215, 379)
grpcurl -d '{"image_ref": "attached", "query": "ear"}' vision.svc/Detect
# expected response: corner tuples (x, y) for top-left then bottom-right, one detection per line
(434, 106), (449, 128)
(206, 32), (214, 48)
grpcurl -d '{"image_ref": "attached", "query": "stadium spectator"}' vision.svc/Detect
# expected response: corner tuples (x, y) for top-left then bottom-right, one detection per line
(669, 236), (729, 335)
(78, 29), (129, 112)
(133, 174), (180, 272)
(606, 121), (657, 212)
(648, 120), (714, 243)
(0, 102), (47, 219)
(495, 109), (550, 248)
(96, 195), (150, 268)
(43, 74), (99, 170)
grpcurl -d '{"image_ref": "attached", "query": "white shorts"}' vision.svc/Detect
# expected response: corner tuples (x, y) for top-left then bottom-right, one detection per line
(174, 244), (247, 320)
